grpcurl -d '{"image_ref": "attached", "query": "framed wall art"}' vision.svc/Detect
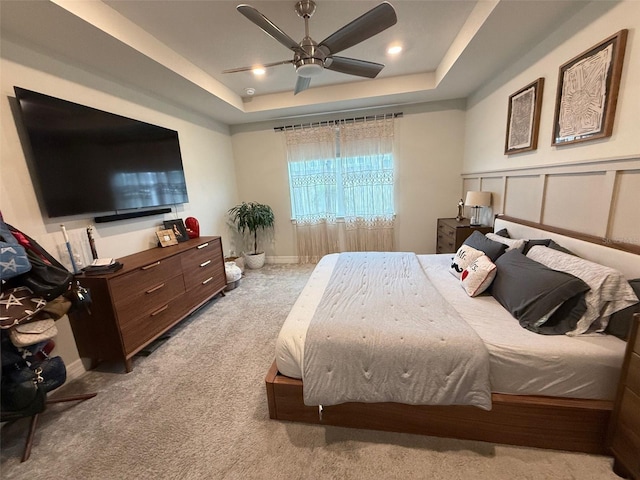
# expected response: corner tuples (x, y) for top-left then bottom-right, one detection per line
(505, 78), (544, 154)
(552, 29), (628, 146)
(163, 219), (189, 243)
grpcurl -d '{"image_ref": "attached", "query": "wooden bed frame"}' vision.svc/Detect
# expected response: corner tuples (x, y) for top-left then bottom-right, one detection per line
(265, 216), (639, 455)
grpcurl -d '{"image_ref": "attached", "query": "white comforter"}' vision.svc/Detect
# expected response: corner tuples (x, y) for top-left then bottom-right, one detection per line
(276, 254), (627, 401)
(302, 252), (492, 409)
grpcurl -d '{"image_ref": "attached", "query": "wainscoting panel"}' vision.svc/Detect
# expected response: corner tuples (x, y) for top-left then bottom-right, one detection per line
(610, 169), (640, 245)
(461, 156), (640, 247)
(504, 175), (543, 222)
(542, 172), (611, 237)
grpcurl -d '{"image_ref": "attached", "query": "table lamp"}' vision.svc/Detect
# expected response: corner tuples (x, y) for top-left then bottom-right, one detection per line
(465, 191), (491, 226)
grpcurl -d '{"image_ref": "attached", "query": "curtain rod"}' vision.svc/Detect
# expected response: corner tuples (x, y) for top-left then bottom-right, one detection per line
(273, 112), (402, 132)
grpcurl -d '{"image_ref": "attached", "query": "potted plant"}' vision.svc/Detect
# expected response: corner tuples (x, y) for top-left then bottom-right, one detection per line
(228, 202), (275, 269)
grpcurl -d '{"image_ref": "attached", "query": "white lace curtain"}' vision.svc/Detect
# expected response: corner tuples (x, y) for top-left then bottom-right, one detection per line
(285, 117), (396, 263)
(339, 117), (395, 252)
(285, 126), (339, 263)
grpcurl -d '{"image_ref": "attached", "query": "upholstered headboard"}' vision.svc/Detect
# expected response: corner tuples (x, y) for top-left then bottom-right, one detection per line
(494, 216), (640, 279)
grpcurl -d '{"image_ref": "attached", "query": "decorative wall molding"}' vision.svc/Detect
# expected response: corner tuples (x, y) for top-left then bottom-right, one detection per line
(461, 156), (640, 247)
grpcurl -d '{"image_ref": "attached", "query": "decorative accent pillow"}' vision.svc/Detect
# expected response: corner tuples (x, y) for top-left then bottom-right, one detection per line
(491, 250), (590, 334)
(449, 244), (484, 279)
(485, 232), (526, 252)
(460, 255), (496, 297)
(527, 246), (638, 335)
(462, 231), (507, 262)
(494, 228), (510, 238)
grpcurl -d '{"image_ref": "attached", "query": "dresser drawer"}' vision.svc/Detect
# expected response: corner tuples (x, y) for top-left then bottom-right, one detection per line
(184, 273), (227, 310)
(110, 255), (182, 300)
(181, 239), (224, 291)
(618, 387), (640, 436)
(628, 352), (640, 394)
(120, 297), (188, 355)
(611, 419), (640, 478)
(114, 273), (185, 326)
(437, 221), (456, 239)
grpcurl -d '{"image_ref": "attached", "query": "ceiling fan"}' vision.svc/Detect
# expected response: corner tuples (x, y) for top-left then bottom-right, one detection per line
(223, 0), (398, 95)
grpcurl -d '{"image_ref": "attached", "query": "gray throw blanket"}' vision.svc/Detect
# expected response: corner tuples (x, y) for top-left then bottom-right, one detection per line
(303, 252), (492, 410)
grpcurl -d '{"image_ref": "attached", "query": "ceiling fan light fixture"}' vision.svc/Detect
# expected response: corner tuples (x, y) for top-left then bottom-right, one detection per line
(296, 58), (323, 78)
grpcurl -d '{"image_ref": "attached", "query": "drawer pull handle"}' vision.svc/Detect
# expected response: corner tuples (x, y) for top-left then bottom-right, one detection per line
(197, 243), (209, 249)
(200, 260), (211, 268)
(150, 304), (169, 316)
(142, 261), (161, 270)
(146, 283), (165, 294)
(202, 276), (213, 285)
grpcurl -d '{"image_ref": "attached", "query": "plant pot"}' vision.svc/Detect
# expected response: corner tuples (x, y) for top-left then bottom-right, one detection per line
(244, 252), (265, 269)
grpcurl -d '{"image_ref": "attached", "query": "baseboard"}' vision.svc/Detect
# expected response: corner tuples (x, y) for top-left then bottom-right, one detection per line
(64, 357), (88, 383)
(265, 256), (299, 264)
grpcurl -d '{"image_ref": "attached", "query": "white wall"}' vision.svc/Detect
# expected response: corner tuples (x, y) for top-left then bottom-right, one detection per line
(230, 100), (467, 258)
(1, 42), (239, 376)
(464, 1), (640, 174)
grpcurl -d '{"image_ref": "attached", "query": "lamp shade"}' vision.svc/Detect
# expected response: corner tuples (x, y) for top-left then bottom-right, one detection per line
(465, 191), (491, 207)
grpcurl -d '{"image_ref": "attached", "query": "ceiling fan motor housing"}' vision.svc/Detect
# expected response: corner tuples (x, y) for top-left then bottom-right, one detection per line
(295, 36), (326, 77)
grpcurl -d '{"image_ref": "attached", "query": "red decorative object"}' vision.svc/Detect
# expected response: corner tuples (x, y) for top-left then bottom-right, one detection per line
(185, 217), (200, 239)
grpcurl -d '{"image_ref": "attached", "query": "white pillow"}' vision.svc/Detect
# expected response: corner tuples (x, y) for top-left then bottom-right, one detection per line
(526, 245), (639, 334)
(485, 232), (526, 252)
(460, 255), (497, 297)
(449, 244), (484, 279)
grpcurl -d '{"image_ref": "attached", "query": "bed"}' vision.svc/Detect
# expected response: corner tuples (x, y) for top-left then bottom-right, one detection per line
(265, 216), (640, 454)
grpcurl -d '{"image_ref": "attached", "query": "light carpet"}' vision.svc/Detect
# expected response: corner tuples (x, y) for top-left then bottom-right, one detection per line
(1, 263), (620, 479)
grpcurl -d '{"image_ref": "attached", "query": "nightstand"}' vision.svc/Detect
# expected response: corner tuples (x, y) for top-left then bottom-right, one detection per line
(608, 313), (640, 479)
(436, 218), (493, 254)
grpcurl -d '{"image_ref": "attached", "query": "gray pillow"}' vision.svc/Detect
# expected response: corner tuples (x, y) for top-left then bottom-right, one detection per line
(463, 230), (507, 262)
(605, 279), (640, 340)
(522, 239), (551, 255)
(548, 240), (576, 256)
(491, 250), (590, 334)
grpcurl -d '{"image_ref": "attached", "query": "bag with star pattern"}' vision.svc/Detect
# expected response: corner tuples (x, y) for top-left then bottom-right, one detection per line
(0, 218), (32, 281)
(0, 286), (48, 329)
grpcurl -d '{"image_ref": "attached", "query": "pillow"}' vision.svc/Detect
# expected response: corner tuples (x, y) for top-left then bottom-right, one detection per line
(449, 244), (484, 279)
(522, 239), (552, 255)
(526, 246), (638, 335)
(463, 231), (507, 262)
(605, 279), (640, 340)
(460, 255), (496, 297)
(548, 240), (576, 256)
(494, 228), (510, 238)
(485, 232), (526, 252)
(491, 250), (590, 334)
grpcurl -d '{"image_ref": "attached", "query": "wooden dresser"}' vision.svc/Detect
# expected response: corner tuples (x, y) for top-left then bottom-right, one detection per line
(608, 313), (640, 479)
(69, 236), (226, 372)
(436, 218), (493, 254)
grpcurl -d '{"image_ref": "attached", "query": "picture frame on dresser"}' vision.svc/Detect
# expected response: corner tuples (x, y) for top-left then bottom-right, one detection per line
(163, 219), (189, 243)
(504, 78), (544, 155)
(552, 29), (628, 146)
(156, 228), (178, 247)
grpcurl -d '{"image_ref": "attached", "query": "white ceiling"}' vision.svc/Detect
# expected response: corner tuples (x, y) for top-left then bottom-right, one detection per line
(0, 0), (591, 125)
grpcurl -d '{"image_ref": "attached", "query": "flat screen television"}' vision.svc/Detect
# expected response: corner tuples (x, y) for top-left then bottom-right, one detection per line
(13, 86), (189, 220)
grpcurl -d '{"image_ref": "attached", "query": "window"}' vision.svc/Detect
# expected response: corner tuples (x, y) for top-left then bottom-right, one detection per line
(287, 125), (395, 222)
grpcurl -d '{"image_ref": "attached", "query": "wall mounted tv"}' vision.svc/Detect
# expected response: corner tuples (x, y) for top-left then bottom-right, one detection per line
(13, 86), (189, 222)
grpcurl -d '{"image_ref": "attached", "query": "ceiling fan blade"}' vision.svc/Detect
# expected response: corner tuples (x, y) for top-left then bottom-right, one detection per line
(318, 2), (397, 55)
(325, 56), (384, 78)
(237, 4), (301, 52)
(222, 60), (294, 74)
(294, 76), (311, 95)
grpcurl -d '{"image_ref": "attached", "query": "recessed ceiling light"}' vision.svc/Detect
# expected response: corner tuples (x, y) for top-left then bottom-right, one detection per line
(252, 67), (266, 76)
(387, 45), (402, 55)
(245, 87), (256, 96)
